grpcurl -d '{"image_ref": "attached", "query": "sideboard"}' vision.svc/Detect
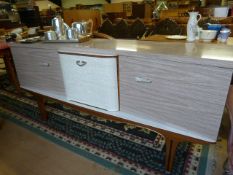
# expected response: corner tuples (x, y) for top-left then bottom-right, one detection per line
(10, 39), (233, 172)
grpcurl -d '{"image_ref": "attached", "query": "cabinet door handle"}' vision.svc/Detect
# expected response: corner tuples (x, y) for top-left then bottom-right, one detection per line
(135, 77), (152, 83)
(39, 63), (50, 67)
(76, 60), (87, 67)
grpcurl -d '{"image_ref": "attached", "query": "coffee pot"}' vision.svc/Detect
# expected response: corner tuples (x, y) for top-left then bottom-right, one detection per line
(71, 19), (93, 36)
(51, 15), (69, 39)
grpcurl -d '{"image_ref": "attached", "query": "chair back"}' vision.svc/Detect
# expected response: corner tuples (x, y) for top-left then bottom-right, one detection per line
(98, 18), (115, 37)
(152, 18), (181, 35)
(129, 18), (146, 39)
(114, 19), (129, 38)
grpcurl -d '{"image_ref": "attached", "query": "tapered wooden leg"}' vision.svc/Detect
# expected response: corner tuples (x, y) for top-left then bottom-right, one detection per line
(35, 94), (48, 120)
(2, 49), (20, 93)
(165, 138), (179, 172)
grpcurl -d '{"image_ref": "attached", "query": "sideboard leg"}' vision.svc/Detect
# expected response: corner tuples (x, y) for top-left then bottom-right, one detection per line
(3, 48), (20, 93)
(36, 94), (48, 120)
(165, 137), (179, 172)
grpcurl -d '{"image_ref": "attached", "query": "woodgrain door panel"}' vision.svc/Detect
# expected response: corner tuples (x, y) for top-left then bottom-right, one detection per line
(119, 55), (232, 141)
(12, 48), (66, 96)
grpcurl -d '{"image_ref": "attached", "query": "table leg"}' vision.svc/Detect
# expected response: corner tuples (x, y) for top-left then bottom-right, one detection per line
(165, 137), (179, 172)
(35, 94), (48, 120)
(3, 49), (20, 93)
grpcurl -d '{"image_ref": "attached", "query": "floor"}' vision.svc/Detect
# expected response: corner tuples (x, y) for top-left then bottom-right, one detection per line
(0, 119), (118, 175)
(206, 110), (230, 175)
(0, 117), (229, 175)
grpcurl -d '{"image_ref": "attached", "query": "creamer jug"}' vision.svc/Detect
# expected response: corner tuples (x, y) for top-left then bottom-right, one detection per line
(187, 12), (201, 42)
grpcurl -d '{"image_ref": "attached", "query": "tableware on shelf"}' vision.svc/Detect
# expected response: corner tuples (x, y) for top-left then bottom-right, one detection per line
(5, 33), (17, 42)
(71, 22), (82, 35)
(66, 28), (78, 40)
(213, 6), (229, 17)
(10, 27), (22, 34)
(44, 30), (57, 40)
(43, 34), (91, 43)
(187, 12), (202, 42)
(166, 35), (187, 40)
(18, 36), (41, 43)
(27, 27), (39, 35)
(196, 26), (202, 40)
(217, 28), (231, 43)
(51, 15), (68, 39)
(71, 19), (93, 36)
(207, 24), (222, 32)
(200, 29), (217, 42)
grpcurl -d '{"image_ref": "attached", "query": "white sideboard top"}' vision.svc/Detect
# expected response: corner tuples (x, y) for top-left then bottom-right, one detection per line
(11, 39), (233, 69)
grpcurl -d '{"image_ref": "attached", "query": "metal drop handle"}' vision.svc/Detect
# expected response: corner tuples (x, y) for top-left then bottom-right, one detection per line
(39, 63), (50, 67)
(135, 77), (152, 83)
(76, 60), (87, 66)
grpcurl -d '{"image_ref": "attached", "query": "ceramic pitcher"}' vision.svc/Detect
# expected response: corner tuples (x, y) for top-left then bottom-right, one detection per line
(187, 12), (201, 42)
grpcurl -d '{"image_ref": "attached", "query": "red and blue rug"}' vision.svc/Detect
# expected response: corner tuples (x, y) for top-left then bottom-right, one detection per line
(0, 75), (209, 175)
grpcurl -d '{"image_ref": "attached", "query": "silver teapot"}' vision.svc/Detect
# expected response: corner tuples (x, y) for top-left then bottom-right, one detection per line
(51, 15), (69, 39)
(71, 19), (93, 36)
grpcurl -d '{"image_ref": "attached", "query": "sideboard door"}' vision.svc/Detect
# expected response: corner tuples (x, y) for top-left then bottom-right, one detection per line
(11, 47), (66, 97)
(59, 53), (119, 111)
(119, 55), (232, 142)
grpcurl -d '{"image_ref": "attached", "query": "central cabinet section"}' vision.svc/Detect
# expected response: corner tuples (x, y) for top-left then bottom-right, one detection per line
(59, 52), (119, 111)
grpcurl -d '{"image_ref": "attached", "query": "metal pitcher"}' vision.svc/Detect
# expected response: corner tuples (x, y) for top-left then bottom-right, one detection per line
(66, 28), (78, 40)
(71, 19), (93, 36)
(44, 30), (57, 40)
(51, 15), (69, 39)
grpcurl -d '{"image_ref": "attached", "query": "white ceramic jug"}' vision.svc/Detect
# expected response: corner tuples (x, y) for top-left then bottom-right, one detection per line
(187, 12), (201, 42)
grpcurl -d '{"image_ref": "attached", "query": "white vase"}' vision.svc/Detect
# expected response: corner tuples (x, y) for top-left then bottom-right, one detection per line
(187, 12), (201, 42)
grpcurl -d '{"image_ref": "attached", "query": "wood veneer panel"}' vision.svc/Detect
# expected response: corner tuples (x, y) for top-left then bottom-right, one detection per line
(119, 55), (232, 142)
(11, 48), (66, 97)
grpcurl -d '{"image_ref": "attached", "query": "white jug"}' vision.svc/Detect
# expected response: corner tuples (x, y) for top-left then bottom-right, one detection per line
(187, 12), (201, 42)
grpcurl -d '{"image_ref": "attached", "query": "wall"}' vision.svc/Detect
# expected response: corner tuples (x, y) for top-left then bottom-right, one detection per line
(62, 0), (107, 9)
(35, 0), (59, 11)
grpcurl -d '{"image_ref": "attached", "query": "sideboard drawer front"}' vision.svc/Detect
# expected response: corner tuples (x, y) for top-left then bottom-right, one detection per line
(59, 53), (119, 111)
(12, 48), (65, 96)
(119, 56), (232, 141)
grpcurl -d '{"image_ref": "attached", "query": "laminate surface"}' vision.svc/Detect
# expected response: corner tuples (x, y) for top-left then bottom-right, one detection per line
(10, 39), (233, 143)
(119, 55), (232, 142)
(12, 47), (66, 97)
(10, 39), (233, 68)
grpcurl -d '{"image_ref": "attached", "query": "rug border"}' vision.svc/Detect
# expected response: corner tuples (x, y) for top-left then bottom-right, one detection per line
(0, 111), (138, 175)
(0, 105), (210, 175)
(198, 143), (209, 175)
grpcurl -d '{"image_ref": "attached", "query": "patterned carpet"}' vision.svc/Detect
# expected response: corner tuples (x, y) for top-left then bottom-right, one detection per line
(0, 75), (209, 175)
